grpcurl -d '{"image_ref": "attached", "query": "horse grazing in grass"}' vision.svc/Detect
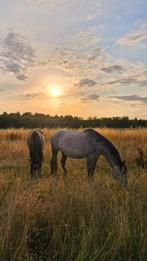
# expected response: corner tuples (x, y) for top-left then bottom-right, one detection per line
(27, 130), (45, 176)
(50, 129), (127, 186)
(135, 146), (147, 169)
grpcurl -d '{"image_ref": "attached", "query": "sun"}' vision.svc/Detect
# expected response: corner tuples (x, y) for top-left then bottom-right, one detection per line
(49, 86), (61, 97)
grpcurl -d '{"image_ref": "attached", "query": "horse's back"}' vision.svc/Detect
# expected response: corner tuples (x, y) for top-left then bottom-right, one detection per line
(50, 130), (94, 158)
(50, 130), (84, 146)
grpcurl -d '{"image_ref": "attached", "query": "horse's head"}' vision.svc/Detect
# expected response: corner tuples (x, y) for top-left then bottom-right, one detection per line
(113, 160), (128, 187)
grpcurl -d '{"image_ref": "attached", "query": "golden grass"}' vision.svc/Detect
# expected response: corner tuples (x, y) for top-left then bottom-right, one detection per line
(0, 128), (147, 261)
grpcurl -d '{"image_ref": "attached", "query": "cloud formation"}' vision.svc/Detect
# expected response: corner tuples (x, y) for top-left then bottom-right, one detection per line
(0, 32), (35, 81)
(101, 65), (124, 73)
(74, 78), (97, 87)
(117, 22), (147, 46)
(28, 0), (70, 10)
(28, 0), (108, 19)
(112, 95), (147, 104)
(81, 93), (99, 101)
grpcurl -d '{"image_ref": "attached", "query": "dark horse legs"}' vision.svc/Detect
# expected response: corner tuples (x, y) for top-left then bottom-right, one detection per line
(50, 149), (67, 175)
(50, 149), (58, 174)
(61, 152), (67, 175)
(30, 162), (42, 177)
(38, 163), (42, 177)
(87, 155), (98, 177)
(51, 150), (98, 177)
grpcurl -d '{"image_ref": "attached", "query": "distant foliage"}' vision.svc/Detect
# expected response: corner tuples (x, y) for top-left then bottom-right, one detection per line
(0, 112), (147, 129)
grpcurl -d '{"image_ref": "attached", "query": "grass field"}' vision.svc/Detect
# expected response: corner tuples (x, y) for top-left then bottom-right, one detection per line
(0, 128), (146, 261)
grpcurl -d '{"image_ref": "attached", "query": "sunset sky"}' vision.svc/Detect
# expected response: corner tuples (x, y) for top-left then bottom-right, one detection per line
(0, 0), (147, 118)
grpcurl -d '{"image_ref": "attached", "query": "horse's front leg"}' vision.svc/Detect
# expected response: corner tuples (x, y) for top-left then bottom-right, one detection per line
(61, 152), (67, 176)
(38, 163), (42, 177)
(30, 167), (34, 177)
(50, 149), (58, 174)
(87, 155), (98, 177)
(30, 162), (34, 177)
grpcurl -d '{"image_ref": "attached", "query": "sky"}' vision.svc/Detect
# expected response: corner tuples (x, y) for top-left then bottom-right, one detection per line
(0, 0), (147, 118)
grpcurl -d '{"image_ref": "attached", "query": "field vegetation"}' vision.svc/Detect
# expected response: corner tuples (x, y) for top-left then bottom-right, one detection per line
(0, 128), (146, 261)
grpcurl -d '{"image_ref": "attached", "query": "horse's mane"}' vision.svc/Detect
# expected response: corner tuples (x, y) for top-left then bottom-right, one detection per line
(84, 129), (122, 166)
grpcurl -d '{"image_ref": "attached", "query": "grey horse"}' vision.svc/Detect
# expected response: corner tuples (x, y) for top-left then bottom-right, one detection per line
(50, 129), (127, 186)
(27, 130), (45, 176)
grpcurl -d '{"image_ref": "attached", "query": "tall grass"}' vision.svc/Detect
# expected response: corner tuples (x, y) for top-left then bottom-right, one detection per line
(0, 128), (146, 261)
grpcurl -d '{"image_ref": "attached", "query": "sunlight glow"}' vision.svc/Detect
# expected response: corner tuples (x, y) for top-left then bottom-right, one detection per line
(49, 86), (61, 97)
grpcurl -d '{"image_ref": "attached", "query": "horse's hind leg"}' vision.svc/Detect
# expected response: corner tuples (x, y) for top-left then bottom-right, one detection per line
(50, 149), (58, 174)
(87, 155), (98, 177)
(29, 162), (34, 177)
(38, 163), (42, 177)
(61, 152), (67, 175)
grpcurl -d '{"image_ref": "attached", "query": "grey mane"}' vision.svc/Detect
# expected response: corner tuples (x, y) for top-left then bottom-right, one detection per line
(84, 129), (123, 167)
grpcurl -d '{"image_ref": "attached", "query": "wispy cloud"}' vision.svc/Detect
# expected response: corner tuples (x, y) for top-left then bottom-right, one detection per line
(112, 95), (147, 103)
(0, 31), (35, 81)
(28, 0), (109, 19)
(103, 76), (147, 87)
(117, 22), (147, 47)
(27, 0), (70, 10)
(81, 93), (99, 102)
(74, 78), (97, 88)
(101, 65), (124, 73)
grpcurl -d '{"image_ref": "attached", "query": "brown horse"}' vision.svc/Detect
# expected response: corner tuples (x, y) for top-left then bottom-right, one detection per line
(135, 146), (147, 169)
(27, 130), (45, 176)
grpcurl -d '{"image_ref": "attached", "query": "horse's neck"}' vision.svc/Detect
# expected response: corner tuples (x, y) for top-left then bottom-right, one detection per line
(99, 143), (120, 169)
(101, 149), (115, 168)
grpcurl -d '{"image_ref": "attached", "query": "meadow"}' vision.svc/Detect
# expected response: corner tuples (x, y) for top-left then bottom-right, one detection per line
(0, 128), (146, 261)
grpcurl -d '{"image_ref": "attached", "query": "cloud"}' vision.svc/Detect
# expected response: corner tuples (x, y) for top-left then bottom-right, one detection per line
(101, 65), (124, 73)
(0, 32), (35, 81)
(46, 25), (107, 77)
(74, 78), (97, 87)
(28, 0), (107, 19)
(16, 74), (28, 81)
(117, 22), (147, 46)
(81, 93), (99, 101)
(22, 92), (46, 99)
(103, 76), (147, 87)
(0, 88), (5, 92)
(28, 0), (70, 10)
(112, 95), (147, 104)
(102, 77), (137, 86)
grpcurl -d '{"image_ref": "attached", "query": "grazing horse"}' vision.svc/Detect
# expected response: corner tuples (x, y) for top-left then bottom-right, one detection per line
(27, 130), (45, 176)
(134, 146), (147, 169)
(50, 129), (127, 186)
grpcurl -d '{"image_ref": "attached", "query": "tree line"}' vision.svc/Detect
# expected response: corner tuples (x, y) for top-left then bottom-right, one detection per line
(0, 112), (146, 129)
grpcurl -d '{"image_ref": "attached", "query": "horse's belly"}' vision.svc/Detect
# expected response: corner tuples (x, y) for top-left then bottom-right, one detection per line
(59, 138), (92, 158)
(61, 147), (87, 158)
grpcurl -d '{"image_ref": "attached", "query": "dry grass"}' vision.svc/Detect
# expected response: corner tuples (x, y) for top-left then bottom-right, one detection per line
(0, 128), (147, 261)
